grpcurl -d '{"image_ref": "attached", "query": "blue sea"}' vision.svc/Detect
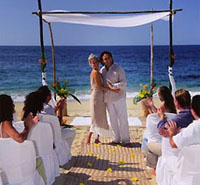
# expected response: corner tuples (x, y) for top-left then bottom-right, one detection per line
(0, 45), (200, 102)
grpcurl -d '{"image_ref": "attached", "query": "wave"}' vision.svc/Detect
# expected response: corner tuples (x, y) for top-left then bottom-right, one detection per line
(9, 90), (200, 102)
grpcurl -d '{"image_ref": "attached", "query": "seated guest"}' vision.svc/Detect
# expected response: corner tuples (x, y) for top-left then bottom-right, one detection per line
(37, 86), (65, 123)
(37, 86), (75, 147)
(156, 95), (200, 185)
(155, 89), (195, 183)
(157, 89), (194, 137)
(22, 91), (44, 119)
(167, 95), (200, 148)
(0, 94), (38, 143)
(142, 86), (177, 115)
(144, 86), (176, 174)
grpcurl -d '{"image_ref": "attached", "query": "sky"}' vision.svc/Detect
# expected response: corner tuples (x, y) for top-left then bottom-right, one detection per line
(0, 0), (199, 46)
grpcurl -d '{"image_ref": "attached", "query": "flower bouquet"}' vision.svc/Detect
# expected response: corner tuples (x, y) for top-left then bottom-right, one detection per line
(52, 78), (81, 104)
(133, 80), (156, 104)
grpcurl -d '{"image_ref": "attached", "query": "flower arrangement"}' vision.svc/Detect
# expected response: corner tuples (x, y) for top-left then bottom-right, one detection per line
(52, 78), (81, 104)
(133, 80), (156, 104)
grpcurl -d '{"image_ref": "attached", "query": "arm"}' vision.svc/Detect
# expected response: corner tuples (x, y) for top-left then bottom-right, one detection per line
(3, 113), (38, 143)
(93, 71), (120, 93)
(165, 121), (180, 148)
(157, 108), (167, 129)
(54, 98), (65, 113)
(146, 97), (157, 113)
(107, 66), (126, 90)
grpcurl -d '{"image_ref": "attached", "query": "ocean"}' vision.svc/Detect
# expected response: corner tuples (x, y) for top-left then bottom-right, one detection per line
(0, 45), (200, 102)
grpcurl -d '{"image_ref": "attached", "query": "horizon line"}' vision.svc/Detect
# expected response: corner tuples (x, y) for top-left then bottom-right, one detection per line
(0, 44), (200, 47)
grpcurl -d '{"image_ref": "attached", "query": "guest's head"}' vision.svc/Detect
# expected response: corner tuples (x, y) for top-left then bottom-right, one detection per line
(88, 53), (99, 70)
(191, 95), (200, 119)
(100, 51), (113, 68)
(23, 91), (43, 119)
(158, 86), (176, 113)
(37, 85), (51, 103)
(174, 89), (191, 110)
(0, 94), (14, 122)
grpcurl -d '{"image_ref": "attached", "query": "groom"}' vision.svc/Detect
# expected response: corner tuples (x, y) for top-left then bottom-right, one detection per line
(100, 51), (130, 145)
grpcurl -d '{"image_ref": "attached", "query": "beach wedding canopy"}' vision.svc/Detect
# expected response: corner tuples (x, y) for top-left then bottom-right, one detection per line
(33, 0), (182, 88)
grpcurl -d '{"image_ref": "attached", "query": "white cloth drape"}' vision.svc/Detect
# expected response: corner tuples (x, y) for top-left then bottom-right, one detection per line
(42, 11), (170, 27)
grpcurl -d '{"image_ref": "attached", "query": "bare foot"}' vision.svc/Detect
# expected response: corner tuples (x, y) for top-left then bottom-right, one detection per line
(150, 168), (156, 176)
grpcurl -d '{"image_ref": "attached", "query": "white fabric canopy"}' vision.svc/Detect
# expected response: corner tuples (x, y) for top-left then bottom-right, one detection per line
(42, 11), (170, 27)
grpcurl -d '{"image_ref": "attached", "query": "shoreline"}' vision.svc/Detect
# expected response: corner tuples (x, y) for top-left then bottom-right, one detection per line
(8, 90), (200, 104)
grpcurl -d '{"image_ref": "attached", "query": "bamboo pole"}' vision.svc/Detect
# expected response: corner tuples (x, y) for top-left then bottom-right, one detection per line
(169, 0), (173, 90)
(48, 23), (56, 87)
(37, 0), (45, 61)
(48, 23), (57, 99)
(150, 23), (154, 88)
(169, 0), (173, 67)
(32, 9), (182, 15)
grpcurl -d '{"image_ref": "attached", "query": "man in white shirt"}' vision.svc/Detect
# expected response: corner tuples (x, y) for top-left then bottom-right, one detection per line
(167, 95), (200, 148)
(100, 51), (130, 145)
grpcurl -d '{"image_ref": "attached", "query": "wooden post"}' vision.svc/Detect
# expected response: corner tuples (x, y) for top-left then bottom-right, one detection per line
(169, 0), (173, 90)
(150, 23), (154, 88)
(37, 0), (45, 61)
(48, 23), (56, 99)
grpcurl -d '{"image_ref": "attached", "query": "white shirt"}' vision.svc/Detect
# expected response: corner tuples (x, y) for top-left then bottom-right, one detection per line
(100, 63), (126, 103)
(41, 103), (56, 116)
(173, 119), (200, 148)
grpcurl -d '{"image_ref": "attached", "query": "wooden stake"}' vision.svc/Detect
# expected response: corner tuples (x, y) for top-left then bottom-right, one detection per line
(150, 23), (154, 89)
(37, 0), (45, 61)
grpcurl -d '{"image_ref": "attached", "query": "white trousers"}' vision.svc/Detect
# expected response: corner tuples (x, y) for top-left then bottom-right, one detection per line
(106, 98), (130, 143)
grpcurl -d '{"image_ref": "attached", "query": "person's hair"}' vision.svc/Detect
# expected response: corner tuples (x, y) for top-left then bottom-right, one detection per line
(191, 95), (200, 117)
(99, 51), (113, 65)
(175, 89), (191, 109)
(88, 53), (98, 64)
(37, 85), (51, 103)
(23, 91), (43, 119)
(158, 86), (176, 113)
(0, 94), (14, 122)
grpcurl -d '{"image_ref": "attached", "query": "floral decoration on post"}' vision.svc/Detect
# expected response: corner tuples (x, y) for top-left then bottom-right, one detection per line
(133, 80), (156, 104)
(39, 59), (47, 72)
(52, 78), (81, 104)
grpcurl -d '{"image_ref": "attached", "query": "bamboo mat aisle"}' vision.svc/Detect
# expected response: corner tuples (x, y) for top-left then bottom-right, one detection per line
(53, 125), (153, 185)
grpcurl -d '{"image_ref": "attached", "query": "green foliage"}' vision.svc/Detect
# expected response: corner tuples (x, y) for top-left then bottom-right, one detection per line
(52, 78), (81, 104)
(133, 80), (157, 104)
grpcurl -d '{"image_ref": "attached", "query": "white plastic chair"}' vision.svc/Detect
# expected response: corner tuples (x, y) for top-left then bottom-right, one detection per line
(0, 138), (45, 185)
(60, 127), (76, 148)
(152, 113), (178, 185)
(146, 113), (176, 143)
(0, 169), (3, 185)
(39, 114), (71, 166)
(172, 145), (200, 185)
(28, 121), (60, 185)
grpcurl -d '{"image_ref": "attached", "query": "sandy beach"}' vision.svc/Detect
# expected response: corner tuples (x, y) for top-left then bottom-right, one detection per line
(14, 97), (160, 185)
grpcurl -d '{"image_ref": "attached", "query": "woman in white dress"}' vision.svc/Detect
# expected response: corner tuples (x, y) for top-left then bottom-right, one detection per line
(85, 54), (119, 144)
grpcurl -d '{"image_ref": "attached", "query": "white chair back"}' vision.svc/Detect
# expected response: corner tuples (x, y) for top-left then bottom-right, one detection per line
(39, 114), (71, 165)
(173, 145), (200, 185)
(155, 113), (178, 185)
(0, 138), (36, 185)
(0, 169), (3, 185)
(28, 121), (59, 185)
(146, 113), (176, 143)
